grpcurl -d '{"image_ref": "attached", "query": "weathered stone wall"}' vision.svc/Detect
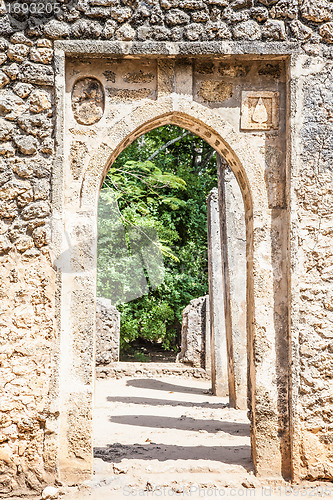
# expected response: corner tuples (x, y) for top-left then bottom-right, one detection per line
(1, 0), (333, 44)
(95, 297), (120, 365)
(177, 295), (208, 369)
(0, 28), (56, 495)
(290, 56), (333, 481)
(0, 0), (332, 494)
(0, 255), (56, 495)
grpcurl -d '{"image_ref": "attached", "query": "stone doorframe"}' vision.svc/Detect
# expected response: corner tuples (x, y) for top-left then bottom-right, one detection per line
(53, 41), (297, 484)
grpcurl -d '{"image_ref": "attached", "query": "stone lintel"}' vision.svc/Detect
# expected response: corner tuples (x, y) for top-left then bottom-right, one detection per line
(55, 41), (300, 58)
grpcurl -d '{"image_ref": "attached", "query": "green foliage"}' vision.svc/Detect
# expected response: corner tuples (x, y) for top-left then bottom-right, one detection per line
(120, 297), (175, 351)
(97, 125), (218, 354)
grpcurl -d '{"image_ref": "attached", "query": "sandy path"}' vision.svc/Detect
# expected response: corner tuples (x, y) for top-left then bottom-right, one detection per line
(58, 373), (331, 499)
(93, 374), (253, 490)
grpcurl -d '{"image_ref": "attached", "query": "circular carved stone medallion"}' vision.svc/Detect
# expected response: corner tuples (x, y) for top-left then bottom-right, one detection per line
(71, 77), (105, 126)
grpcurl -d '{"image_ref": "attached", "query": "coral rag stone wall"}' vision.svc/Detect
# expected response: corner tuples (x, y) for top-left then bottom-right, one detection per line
(290, 55), (333, 480)
(0, 0), (332, 494)
(0, 21), (57, 497)
(2, 0), (333, 43)
(95, 297), (120, 365)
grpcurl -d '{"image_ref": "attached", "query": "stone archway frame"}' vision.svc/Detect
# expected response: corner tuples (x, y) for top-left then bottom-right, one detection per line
(53, 42), (292, 484)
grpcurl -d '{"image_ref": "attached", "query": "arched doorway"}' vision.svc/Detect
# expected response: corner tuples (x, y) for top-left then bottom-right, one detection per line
(54, 98), (289, 483)
(93, 123), (250, 485)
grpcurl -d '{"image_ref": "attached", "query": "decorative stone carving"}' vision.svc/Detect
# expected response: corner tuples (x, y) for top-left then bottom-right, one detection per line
(71, 77), (105, 125)
(240, 90), (279, 131)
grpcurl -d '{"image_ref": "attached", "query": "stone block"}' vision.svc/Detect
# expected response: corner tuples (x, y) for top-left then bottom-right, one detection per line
(19, 61), (54, 86)
(95, 297), (120, 365)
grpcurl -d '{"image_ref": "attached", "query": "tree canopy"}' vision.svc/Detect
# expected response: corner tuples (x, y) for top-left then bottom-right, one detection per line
(97, 125), (218, 357)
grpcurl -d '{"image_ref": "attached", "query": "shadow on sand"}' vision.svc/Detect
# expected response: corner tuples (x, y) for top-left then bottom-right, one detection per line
(108, 414), (250, 436)
(126, 378), (211, 395)
(94, 442), (253, 470)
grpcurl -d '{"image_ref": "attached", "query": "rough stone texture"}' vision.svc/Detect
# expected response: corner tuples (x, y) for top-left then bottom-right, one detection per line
(207, 187), (228, 398)
(96, 362), (210, 380)
(0, 0), (332, 492)
(197, 80), (233, 102)
(290, 55), (333, 482)
(177, 296), (208, 369)
(0, 0), (331, 46)
(207, 167), (246, 410)
(223, 169), (247, 410)
(95, 297), (120, 365)
(0, 48), (288, 490)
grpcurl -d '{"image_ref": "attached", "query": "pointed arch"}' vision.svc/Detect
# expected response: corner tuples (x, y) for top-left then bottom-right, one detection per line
(56, 96), (287, 483)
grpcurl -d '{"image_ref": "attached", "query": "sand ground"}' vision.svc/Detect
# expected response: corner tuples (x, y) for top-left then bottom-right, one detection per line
(23, 371), (332, 500)
(93, 374), (253, 491)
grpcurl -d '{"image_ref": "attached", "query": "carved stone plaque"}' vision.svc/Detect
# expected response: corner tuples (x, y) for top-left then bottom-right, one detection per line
(241, 91), (279, 131)
(71, 77), (105, 126)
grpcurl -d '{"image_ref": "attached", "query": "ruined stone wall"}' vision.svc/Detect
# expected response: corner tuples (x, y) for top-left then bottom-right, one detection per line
(177, 296), (208, 369)
(0, 26), (56, 498)
(95, 297), (120, 365)
(1, 0), (333, 44)
(290, 55), (333, 481)
(0, 0), (332, 494)
(207, 173), (247, 407)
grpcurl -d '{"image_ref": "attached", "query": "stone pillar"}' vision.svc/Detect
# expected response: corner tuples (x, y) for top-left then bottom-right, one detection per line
(95, 297), (120, 365)
(207, 188), (229, 397)
(177, 296), (208, 369)
(224, 167), (247, 410)
(207, 159), (247, 409)
(205, 298), (211, 375)
(217, 160), (237, 407)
